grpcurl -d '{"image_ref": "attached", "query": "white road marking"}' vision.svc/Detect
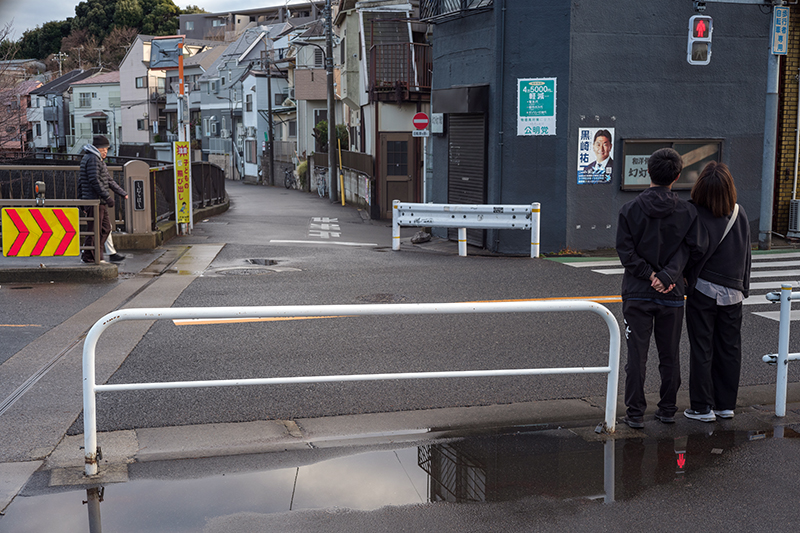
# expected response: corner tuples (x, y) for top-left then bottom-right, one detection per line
(270, 240), (378, 247)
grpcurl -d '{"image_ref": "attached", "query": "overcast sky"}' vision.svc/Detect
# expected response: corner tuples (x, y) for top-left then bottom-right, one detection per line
(0, 0), (293, 40)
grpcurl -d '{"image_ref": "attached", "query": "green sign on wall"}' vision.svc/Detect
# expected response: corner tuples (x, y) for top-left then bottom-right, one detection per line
(517, 78), (556, 136)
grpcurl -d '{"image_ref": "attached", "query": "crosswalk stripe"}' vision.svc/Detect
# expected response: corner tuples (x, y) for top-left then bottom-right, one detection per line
(563, 260), (620, 268)
(752, 252), (800, 260)
(751, 310), (800, 322)
(561, 253), (800, 318)
(750, 269), (800, 279)
(592, 268), (624, 275)
(749, 280), (800, 290)
(751, 260), (800, 269)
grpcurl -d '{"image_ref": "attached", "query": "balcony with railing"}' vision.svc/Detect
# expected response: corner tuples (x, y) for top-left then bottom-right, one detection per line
(420, 0), (494, 23)
(369, 43), (432, 103)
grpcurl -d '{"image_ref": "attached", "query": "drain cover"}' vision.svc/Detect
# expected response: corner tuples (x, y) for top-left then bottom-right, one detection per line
(356, 293), (407, 303)
(247, 258), (278, 266)
(217, 268), (275, 276)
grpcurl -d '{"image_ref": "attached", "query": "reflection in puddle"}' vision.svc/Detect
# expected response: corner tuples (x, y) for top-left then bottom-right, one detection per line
(2, 427), (797, 532)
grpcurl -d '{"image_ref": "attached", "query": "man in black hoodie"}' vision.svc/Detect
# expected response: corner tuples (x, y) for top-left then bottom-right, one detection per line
(616, 148), (706, 429)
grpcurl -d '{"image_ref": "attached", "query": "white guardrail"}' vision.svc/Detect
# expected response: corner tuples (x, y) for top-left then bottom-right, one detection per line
(82, 300), (621, 476)
(392, 201), (541, 257)
(763, 283), (800, 416)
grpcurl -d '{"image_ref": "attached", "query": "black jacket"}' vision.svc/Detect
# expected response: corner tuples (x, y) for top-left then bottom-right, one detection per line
(78, 144), (127, 204)
(685, 203), (751, 298)
(616, 186), (707, 301)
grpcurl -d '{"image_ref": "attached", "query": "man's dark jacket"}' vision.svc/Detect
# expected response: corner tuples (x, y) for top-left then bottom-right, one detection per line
(685, 203), (751, 298)
(616, 186), (707, 302)
(78, 144), (126, 204)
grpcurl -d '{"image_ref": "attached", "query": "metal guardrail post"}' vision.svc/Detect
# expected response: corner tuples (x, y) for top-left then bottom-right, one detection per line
(762, 283), (800, 417)
(82, 300), (621, 476)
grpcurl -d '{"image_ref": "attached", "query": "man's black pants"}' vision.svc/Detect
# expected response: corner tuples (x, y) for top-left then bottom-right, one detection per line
(686, 291), (743, 412)
(622, 299), (684, 419)
(82, 204), (111, 262)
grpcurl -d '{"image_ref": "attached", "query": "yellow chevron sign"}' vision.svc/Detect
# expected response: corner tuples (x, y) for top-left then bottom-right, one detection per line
(2, 207), (80, 257)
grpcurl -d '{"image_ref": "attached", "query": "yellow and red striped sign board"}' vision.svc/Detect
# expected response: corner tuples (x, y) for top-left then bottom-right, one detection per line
(1, 207), (80, 257)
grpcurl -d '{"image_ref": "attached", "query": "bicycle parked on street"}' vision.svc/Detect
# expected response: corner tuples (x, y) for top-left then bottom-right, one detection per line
(315, 166), (328, 198)
(284, 167), (297, 189)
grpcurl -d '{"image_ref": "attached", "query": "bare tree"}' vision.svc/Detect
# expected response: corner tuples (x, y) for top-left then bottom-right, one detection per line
(0, 22), (41, 156)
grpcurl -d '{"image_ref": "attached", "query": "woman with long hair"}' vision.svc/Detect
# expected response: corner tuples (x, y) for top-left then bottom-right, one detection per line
(684, 162), (751, 423)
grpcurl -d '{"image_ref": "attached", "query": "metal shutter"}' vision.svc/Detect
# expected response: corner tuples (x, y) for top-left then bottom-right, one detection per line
(447, 114), (486, 247)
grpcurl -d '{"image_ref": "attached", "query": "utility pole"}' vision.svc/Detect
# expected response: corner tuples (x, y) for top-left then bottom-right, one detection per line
(54, 52), (68, 76)
(325, 0), (337, 202)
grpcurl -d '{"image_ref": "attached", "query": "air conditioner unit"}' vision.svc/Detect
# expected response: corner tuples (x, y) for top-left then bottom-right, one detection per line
(220, 128), (230, 138)
(789, 199), (800, 237)
(288, 87), (295, 99)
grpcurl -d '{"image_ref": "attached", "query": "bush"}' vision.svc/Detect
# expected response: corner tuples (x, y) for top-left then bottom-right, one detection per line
(296, 160), (308, 189)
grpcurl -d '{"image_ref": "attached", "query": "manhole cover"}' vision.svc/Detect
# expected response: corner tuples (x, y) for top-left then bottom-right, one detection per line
(247, 258), (278, 266)
(217, 268), (275, 276)
(356, 293), (407, 303)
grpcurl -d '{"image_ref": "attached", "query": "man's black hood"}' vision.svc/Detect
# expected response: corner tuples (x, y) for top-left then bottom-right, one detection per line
(634, 186), (679, 219)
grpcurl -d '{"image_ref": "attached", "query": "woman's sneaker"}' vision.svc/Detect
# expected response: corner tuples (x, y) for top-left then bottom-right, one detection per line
(714, 409), (734, 419)
(684, 408), (716, 422)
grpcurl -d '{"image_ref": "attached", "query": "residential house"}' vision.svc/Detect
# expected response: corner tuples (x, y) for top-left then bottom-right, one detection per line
(0, 79), (42, 153)
(118, 35), (219, 160)
(28, 69), (100, 153)
(68, 70), (121, 155)
(179, 1), (325, 42)
(333, 0), (432, 217)
(198, 23), (291, 179)
(118, 35), (164, 157)
(162, 44), (225, 150)
(241, 67), (290, 182)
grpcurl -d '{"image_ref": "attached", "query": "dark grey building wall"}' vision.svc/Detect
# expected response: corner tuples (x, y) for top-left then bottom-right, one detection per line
(567, 1), (769, 251)
(430, 1), (770, 253)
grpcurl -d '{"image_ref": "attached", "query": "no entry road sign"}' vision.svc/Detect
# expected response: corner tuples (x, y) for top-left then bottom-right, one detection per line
(413, 112), (429, 130)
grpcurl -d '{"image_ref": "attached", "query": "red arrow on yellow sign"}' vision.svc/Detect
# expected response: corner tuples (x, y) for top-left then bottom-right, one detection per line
(1, 207), (80, 257)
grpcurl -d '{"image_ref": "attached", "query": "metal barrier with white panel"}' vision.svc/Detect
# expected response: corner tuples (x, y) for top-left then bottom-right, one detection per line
(82, 299), (620, 476)
(392, 201), (541, 257)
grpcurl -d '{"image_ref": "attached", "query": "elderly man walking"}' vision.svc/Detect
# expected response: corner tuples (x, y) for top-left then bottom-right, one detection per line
(79, 135), (128, 263)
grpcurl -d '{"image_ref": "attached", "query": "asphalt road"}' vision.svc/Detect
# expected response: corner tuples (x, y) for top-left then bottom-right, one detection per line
(3, 180), (800, 530)
(2, 180), (798, 438)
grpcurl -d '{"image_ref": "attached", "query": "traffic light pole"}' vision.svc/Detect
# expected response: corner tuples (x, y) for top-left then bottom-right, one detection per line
(696, 0), (783, 249)
(760, 52), (780, 250)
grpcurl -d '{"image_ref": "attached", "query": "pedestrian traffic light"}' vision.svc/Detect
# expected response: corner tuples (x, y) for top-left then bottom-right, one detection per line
(687, 15), (713, 65)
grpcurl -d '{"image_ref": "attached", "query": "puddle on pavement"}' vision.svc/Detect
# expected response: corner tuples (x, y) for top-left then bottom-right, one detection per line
(2, 426), (798, 532)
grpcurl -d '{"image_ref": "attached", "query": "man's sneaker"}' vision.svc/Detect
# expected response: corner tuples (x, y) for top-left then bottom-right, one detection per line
(108, 253), (126, 262)
(623, 416), (644, 429)
(684, 408), (716, 422)
(714, 409), (735, 419)
(654, 410), (675, 424)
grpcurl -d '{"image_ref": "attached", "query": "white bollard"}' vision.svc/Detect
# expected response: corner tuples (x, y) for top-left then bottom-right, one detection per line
(458, 228), (467, 256)
(776, 283), (792, 416)
(531, 202), (541, 258)
(392, 200), (401, 251)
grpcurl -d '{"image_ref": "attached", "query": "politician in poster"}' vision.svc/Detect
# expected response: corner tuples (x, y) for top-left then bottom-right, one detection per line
(578, 128), (614, 184)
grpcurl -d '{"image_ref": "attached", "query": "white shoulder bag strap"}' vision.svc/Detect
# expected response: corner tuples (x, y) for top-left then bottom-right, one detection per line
(719, 204), (739, 245)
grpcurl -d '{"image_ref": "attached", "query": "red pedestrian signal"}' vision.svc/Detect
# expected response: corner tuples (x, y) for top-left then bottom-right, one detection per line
(687, 15), (713, 65)
(693, 17), (710, 38)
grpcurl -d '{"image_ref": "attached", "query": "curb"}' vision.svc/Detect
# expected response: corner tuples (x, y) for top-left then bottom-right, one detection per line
(0, 262), (117, 283)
